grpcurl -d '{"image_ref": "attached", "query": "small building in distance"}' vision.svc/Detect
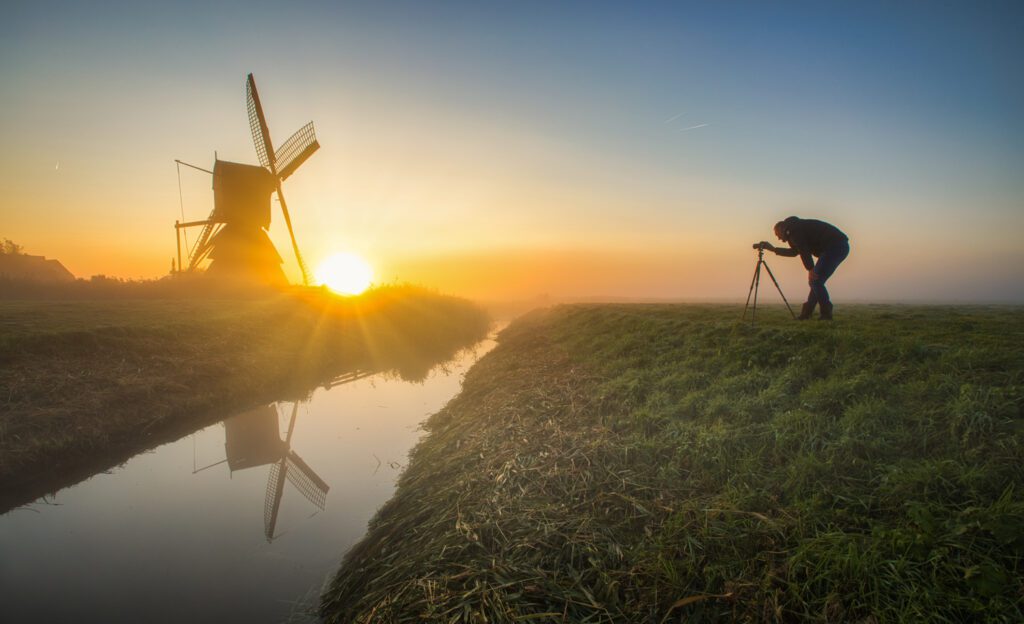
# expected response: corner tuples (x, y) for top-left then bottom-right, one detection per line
(0, 253), (75, 282)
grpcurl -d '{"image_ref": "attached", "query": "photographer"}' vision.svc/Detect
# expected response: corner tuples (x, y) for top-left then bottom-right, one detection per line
(760, 216), (849, 320)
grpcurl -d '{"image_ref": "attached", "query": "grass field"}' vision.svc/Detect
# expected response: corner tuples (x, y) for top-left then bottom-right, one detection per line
(0, 286), (489, 510)
(321, 304), (1023, 623)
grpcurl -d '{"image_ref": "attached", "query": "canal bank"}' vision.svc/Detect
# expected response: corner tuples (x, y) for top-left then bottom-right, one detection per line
(321, 304), (1024, 622)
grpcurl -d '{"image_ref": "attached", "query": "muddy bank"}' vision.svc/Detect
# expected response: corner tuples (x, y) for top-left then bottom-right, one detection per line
(0, 286), (489, 511)
(321, 304), (1023, 622)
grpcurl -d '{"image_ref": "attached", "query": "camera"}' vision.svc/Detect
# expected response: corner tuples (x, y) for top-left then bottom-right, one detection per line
(752, 241), (773, 251)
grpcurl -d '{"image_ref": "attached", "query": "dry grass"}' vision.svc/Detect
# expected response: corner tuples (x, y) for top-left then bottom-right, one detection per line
(321, 304), (1023, 623)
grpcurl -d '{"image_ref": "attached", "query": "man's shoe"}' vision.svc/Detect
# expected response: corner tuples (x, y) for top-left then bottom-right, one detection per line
(797, 302), (815, 320)
(819, 302), (834, 321)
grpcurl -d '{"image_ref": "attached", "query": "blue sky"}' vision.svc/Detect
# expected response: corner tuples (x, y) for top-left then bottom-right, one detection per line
(2, 1), (1022, 300)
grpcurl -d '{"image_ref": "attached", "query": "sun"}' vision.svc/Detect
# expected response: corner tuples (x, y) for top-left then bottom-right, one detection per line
(315, 252), (374, 295)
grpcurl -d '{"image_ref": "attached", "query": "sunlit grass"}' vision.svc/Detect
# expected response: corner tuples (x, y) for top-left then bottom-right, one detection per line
(322, 304), (1024, 623)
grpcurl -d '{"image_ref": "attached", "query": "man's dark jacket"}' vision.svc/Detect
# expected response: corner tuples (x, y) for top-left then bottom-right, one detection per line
(776, 217), (848, 271)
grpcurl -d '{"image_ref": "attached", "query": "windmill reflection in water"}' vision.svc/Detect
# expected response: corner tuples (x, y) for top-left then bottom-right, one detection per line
(194, 369), (372, 541)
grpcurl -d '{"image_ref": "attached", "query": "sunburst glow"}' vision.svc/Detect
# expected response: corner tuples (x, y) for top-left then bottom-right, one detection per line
(315, 252), (374, 295)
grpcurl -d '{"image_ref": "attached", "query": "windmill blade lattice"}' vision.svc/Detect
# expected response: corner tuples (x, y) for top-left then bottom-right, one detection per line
(275, 122), (319, 181)
(261, 401), (330, 541)
(264, 460), (284, 540)
(246, 76), (274, 169)
(284, 451), (329, 511)
(244, 73), (314, 285)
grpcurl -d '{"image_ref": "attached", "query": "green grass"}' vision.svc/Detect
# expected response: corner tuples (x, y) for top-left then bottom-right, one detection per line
(321, 304), (1023, 623)
(0, 285), (489, 509)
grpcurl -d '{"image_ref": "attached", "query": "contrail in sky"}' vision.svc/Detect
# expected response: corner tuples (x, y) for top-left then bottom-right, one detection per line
(677, 123), (710, 132)
(664, 110), (686, 124)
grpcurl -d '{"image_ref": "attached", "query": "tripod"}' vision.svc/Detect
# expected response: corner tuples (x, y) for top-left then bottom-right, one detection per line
(743, 245), (796, 325)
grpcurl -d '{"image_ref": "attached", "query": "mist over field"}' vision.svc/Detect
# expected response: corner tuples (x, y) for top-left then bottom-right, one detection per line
(2, 2), (1022, 622)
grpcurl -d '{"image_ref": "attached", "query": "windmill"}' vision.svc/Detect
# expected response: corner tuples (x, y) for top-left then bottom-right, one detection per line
(191, 370), (372, 541)
(218, 402), (331, 542)
(174, 73), (318, 285)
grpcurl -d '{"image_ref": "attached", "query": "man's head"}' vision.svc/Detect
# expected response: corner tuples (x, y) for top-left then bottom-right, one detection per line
(774, 216), (800, 242)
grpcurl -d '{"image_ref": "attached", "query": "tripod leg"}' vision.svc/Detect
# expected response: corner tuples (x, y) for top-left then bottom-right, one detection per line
(742, 256), (761, 321)
(762, 260), (796, 319)
(751, 260), (762, 325)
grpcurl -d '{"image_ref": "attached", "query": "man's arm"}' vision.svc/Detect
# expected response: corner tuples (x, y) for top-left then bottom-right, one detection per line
(771, 242), (816, 270)
(784, 231), (816, 271)
(799, 250), (815, 271)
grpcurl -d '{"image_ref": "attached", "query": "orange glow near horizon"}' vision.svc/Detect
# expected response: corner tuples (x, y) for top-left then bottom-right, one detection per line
(2, 3), (1022, 304)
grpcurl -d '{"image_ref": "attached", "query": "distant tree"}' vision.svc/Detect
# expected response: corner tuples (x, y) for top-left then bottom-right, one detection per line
(1, 238), (24, 255)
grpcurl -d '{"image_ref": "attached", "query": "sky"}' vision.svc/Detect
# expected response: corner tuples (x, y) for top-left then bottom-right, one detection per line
(1, 1), (1022, 302)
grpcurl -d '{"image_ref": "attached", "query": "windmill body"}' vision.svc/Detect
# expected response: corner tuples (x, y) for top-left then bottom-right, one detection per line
(206, 160), (286, 285)
(174, 74), (319, 286)
(223, 404), (285, 471)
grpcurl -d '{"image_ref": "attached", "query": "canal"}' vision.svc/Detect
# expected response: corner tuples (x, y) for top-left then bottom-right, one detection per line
(0, 331), (498, 622)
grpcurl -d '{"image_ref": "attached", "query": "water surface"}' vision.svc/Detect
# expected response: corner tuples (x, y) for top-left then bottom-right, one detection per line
(0, 333), (496, 622)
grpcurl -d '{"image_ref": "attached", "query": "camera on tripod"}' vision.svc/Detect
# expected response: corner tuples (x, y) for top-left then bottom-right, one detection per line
(744, 241), (794, 324)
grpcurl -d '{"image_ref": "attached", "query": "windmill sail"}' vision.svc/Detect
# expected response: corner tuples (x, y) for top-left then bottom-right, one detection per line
(263, 458), (288, 540)
(245, 73), (313, 285)
(275, 122), (319, 181)
(246, 75), (275, 169)
(283, 451), (329, 510)
(259, 401), (330, 542)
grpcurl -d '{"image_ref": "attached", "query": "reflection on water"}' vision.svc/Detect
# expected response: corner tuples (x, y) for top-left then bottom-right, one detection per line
(215, 402), (330, 542)
(210, 369), (376, 543)
(0, 306), (486, 515)
(0, 333), (498, 623)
